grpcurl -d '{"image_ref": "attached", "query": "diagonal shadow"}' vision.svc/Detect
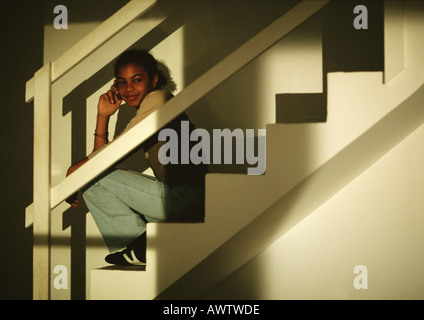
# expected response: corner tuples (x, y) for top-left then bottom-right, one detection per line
(157, 82), (424, 299)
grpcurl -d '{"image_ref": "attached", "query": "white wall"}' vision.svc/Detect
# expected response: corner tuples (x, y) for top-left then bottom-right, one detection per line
(42, 0), (424, 300)
(206, 123), (424, 300)
(204, 1), (424, 300)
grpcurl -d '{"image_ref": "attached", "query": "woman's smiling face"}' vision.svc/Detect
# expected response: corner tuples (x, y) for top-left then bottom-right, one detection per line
(116, 63), (158, 108)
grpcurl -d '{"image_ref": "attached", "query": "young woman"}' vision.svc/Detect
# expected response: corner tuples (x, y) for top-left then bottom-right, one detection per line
(66, 49), (208, 266)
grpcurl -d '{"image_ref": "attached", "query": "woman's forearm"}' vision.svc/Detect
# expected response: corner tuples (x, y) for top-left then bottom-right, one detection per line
(93, 113), (110, 151)
(66, 156), (89, 176)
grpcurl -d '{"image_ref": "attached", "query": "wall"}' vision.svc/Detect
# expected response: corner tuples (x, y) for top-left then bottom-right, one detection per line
(0, 2), (44, 300)
(15, 0), (420, 300)
(204, 1), (424, 300)
(206, 123), (424, 299)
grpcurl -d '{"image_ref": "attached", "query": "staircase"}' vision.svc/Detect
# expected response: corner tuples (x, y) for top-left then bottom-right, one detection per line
(26, 0), (424, 300)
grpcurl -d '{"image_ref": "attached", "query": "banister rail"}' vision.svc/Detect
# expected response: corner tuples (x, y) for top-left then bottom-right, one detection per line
(27, 0), (331, 299)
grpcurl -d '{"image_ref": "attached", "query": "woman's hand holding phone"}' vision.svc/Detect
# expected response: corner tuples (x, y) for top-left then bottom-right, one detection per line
(97, 80), (123, 117)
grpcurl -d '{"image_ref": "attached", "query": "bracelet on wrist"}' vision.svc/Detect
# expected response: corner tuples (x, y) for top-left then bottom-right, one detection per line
(94, 132), (109, 140)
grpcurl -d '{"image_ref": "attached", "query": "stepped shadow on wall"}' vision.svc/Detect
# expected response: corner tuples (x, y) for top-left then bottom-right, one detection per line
(157, 84), (424, 299)
(157, 0), (384, 299)
(276, 0), (383, 124)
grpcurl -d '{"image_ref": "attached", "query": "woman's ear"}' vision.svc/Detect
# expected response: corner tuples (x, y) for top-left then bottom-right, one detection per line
(152, 74), (159, 89)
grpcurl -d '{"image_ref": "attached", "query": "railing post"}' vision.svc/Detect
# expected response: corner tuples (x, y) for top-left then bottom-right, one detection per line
(33, 62), (52, 300)
(384, 1), (404, 84)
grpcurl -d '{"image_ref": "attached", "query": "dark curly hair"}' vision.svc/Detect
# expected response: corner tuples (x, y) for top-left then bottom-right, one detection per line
(114, 49), (167, 90)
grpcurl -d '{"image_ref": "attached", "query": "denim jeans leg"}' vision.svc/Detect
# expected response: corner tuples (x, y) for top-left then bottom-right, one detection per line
(83, 179), (147, 253)
(82, 169), (204, 253)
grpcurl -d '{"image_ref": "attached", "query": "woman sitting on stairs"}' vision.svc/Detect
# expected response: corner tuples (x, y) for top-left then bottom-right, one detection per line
(66, 49), (208, 266)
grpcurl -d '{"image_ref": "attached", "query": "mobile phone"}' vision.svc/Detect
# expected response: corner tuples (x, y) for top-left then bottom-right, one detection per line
(113, 82), (122, 100)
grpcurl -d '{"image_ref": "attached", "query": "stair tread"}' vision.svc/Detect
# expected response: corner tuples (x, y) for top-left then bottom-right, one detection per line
(94, 265), (146, 272)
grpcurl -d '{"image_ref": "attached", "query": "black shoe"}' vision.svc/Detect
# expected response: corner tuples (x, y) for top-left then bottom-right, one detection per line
(105, 248), (146, 266)
(105, 233), (146, 266)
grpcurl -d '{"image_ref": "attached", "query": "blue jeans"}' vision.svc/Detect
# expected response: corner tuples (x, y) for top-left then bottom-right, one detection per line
(82, 169), (205, 253)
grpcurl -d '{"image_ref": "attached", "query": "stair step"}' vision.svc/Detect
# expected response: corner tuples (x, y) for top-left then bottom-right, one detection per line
(91, 266), (148, 300)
